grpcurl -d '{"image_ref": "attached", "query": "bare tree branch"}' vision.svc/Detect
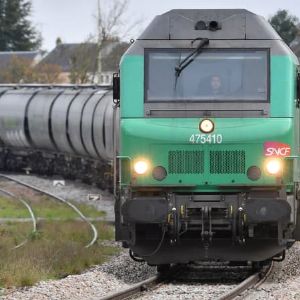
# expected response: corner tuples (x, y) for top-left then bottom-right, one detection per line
(95, 0), (142, 42)
(70, 0), (138, 84)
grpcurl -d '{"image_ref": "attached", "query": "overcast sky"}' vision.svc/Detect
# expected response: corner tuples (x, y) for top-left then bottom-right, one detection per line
(31, 0), (300, 51)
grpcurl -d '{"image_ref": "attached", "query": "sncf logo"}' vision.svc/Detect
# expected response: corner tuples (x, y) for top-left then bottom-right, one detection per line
(264, 142), (291, 157)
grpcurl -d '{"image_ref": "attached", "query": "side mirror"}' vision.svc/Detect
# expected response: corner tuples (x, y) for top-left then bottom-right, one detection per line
(113, 73), (120, 105)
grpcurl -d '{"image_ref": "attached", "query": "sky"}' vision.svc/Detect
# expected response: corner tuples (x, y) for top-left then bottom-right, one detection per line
(31, 0), (300, 51)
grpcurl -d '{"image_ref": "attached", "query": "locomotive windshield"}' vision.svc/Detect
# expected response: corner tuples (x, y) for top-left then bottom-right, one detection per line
(146, 49), (268, 102)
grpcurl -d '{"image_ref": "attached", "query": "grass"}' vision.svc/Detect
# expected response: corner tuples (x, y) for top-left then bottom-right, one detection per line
(0, 195), (105, 219)
(0, 221), (118, 288)
(0, 194), (119, 288)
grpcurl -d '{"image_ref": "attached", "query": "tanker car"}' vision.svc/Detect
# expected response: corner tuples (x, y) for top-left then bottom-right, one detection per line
(0, 85), (115, 188)
(114, 9), (300, 268)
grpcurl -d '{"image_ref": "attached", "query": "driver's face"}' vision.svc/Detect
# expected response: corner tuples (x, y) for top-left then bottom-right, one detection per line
(211, 76), (221, 90)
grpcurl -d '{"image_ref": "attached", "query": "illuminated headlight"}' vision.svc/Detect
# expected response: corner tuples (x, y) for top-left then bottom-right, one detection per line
(265, 159), (283, 175)
(200, 119), (214, 133)
(133, 160), (149, 175)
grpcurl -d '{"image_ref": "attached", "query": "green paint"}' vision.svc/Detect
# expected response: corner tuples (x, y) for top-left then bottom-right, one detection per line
(270, 55), (296, 117)
(120, 55), (144, 118)
(119, 53), (298, 192)
(120, 118), (295, 191)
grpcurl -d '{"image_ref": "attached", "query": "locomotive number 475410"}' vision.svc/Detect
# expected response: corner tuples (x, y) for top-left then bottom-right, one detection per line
(189, 134), (223, 144)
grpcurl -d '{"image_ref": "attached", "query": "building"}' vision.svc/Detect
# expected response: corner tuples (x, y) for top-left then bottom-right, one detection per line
(40, 41), (129, 84)
(0, 51), (44, 69)
(0, 51), (46, 83)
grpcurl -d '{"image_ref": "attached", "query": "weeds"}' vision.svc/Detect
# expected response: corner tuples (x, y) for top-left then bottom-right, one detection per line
(0, 220), (118, 288)
(0, 195), (105, 219)
(0, 191), (118, 289)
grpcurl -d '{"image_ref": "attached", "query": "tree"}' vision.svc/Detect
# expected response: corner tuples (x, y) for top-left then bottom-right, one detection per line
(93, 0), (140, 81)
(55, 37), (62, 47)
(68, 0), (137, 84)
(69, 1), (135, 84)
(0, 56), (35, 83)
(0, 56), (62, 84)
(34, 63), (63, 84)
(68, 39), (129, 84)
(69, 43), (97, 84)
(96, 0), (140, 42)
(269, 10), (299, 45)
(0, 0), (41, 51)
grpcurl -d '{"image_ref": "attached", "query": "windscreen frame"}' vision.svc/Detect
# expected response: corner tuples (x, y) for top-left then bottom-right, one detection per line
(144, 48), (270, 104)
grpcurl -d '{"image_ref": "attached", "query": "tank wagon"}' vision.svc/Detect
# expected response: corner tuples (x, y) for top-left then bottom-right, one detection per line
(114, 9), (300, 267)
(0, 86), (116, 188)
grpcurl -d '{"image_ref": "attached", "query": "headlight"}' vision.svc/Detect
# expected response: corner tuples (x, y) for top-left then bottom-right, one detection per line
(199, 119), (214, 133)
(133, 160), (149, 175)
(247, 166), (261, 181)
(152, 166), (167, 181)
(265, 159), (283, 175)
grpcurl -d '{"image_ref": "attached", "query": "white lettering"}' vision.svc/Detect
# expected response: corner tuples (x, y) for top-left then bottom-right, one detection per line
(265, 147), (291, 157)
(189, 134), (223, 144)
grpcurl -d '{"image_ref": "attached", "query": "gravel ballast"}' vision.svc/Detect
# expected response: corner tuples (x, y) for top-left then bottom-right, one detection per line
(2, 250), (156, 300)
(241, 242), (300, 300)
(138, 283), (234, 300)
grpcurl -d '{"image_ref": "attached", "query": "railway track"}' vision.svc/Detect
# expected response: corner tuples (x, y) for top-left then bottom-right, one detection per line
(100, 275), (161, 300)
(219, 262), (274, 300)
(99, 262), (274, 300)
(0, 173), (98, 248)
(0, 187), (37, 249)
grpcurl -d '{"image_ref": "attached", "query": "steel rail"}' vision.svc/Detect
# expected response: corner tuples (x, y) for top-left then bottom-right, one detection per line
(254, 261), (274, 287)
(0, 188), (37, 249)
(99, 262), (273, 300)
(0, 174), (98, 248)
(218, 262), (274, 300)
(99, 274), (160, 300)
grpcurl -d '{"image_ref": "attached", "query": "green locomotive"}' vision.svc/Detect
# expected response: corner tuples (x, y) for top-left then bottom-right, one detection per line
(113, 9), (300, 266)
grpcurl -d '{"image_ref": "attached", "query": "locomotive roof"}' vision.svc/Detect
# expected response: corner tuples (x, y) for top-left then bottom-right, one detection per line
(138, 9), (281, 41)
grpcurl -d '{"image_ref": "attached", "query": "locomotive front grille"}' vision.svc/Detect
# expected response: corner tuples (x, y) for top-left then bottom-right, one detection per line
(168, 149), (246, 175)
(210, 150), (246, 174)
(168, 150), (204, 174)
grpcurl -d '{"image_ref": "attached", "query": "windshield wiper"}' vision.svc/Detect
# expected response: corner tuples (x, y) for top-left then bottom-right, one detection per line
(175, 38), (209, 78)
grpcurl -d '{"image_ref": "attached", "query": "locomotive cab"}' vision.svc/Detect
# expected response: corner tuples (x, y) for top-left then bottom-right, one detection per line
(115, 9), (300, 265)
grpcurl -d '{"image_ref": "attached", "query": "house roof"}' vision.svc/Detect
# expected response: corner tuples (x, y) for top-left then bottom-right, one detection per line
(41, 43), (97, 72)
(40, 41), (129, 72)
(0, 51), (42, 69)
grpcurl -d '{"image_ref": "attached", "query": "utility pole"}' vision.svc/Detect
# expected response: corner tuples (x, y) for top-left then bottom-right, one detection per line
(97, 0), (103, 84)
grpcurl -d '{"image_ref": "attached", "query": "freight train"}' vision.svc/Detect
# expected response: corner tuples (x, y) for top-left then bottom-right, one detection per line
(0, 85), (115, 188)
(0, 8), (299, 270)
(114, 9), (300, 268)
